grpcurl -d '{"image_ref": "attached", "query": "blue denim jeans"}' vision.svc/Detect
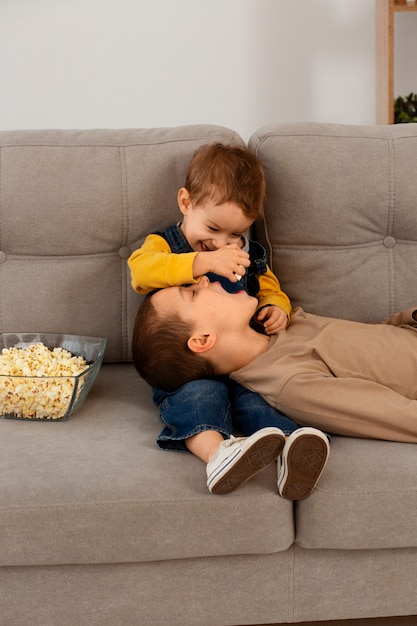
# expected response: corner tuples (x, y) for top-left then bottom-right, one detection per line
(152, 377), (302, 452)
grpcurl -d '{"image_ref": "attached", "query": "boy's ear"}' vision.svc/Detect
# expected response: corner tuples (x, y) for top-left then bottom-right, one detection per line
(187, 332), (217, 354)
(178, 187), (192, 216)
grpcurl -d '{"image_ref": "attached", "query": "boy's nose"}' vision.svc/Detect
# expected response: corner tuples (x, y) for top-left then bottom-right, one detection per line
(211, 234), (228, 248)
(199, 275), (210, 288)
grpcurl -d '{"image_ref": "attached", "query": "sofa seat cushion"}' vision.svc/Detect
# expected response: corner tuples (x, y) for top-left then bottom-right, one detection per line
(0, 364), (294, 567)
(296, 435), (417, 549)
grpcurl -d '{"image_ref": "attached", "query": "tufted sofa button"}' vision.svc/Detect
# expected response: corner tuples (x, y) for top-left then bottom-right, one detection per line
(0, 251), (7, 263)
(118, 246), (132, 259)
(383, 236), (396, 248)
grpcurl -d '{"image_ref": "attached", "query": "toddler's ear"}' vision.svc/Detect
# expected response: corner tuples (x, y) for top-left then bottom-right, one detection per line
(187, 333), (217, 354)
(178, 187), (192, 216)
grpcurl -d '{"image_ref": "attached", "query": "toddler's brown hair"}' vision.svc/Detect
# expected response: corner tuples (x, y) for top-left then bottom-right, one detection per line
(184, 143), (266, 220)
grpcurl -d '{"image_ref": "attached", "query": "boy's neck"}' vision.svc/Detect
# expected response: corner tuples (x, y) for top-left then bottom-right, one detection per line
(215, 328), (270, 375)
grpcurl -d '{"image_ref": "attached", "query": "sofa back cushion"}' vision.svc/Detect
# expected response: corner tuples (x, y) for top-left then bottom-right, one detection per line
(0, 126), (244, 361)
(250, 122), (417, 322)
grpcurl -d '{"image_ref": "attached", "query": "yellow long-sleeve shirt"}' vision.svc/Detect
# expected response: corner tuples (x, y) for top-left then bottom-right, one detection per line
(128, 233), (292, 316)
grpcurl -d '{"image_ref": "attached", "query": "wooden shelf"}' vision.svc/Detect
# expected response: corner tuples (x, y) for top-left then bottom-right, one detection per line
(375, 0), (417, 124)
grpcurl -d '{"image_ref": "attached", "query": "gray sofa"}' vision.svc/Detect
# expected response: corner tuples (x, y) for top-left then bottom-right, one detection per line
(1, 122), (417, 626)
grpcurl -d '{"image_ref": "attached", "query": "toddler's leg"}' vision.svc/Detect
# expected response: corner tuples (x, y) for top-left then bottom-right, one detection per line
(202, 427), (285, 495)
(152, 379), (231, 452)
(278, 428), (330, 500)
(227, 380), (330, 499)
(227, 379), (300, 435)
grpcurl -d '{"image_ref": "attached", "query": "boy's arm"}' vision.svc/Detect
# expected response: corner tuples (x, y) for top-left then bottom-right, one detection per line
(384, 308), (417, 327)
(128, 234), (199, 294)
(256, 266), (292, 318)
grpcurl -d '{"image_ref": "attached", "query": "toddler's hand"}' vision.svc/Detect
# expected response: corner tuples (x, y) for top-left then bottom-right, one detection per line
(195, 244), (250, 282)
(256, 305), (288, 335)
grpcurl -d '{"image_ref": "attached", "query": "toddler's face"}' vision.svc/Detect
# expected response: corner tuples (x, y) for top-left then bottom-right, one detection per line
(180, 196), (252, 252)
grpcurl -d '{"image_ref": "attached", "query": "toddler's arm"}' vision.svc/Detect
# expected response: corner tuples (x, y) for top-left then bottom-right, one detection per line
(192, 244), (250, 284)
(128, 234), (198, 294)
(129, 235), (251, 294)
(256, 268), (292, 331)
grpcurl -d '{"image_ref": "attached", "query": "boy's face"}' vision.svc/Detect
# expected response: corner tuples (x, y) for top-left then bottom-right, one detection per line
(178, 188), (252, 252)
(152, 275), (257, 334)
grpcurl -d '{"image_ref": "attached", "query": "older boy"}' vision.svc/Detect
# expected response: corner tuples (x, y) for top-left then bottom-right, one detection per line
(134, 277), (417, 444)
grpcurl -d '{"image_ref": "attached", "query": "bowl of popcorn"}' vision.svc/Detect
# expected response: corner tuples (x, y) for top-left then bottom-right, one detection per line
(0, 333), (107, 421)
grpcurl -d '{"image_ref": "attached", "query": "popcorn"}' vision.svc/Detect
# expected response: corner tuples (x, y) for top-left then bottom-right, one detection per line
(0, 342), (88, 419)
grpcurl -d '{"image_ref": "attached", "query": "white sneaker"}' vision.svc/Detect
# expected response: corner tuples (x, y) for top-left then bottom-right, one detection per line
(277, 428), (330, 500)
(207, 427), (285, 495)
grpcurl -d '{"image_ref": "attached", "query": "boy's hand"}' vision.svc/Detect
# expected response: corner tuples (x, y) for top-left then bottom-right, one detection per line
(256, 305), (288, 335)
(193, 244), (250, 282)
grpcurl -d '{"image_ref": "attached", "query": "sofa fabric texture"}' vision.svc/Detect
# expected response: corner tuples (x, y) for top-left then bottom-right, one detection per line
(1, 123), (417, 626)
(249, 123), (417, 323)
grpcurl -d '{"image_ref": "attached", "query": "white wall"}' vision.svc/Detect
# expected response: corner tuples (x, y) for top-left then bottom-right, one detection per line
(0, 0), (380, 141)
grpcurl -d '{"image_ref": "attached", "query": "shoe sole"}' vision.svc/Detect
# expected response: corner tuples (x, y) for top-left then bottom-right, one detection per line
(279, 434), (329, 500)
(210, 433), (285, 495)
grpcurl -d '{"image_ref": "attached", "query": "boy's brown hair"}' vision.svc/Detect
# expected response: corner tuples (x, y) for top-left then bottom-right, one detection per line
(132, 295), (216, 391)
(184, 143), (266, 221)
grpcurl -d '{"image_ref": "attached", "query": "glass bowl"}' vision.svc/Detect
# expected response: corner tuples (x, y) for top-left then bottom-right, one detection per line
(0, 333), (107, 421)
